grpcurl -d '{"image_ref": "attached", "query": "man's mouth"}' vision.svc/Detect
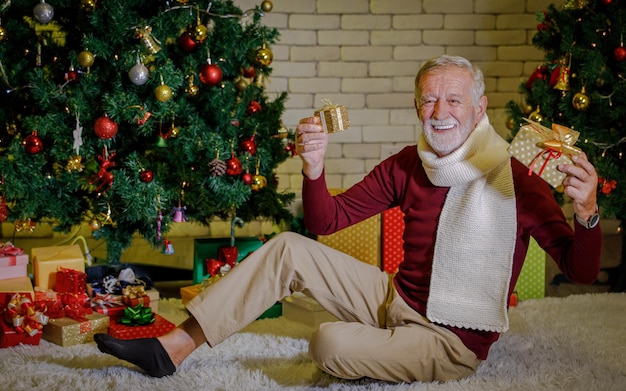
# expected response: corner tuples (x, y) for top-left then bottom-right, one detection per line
(429, 120), (456, 131)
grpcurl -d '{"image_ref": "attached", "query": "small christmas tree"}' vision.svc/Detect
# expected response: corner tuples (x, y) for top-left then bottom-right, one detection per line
(506, 0), (625, 291)
(0, 0), (294, 264)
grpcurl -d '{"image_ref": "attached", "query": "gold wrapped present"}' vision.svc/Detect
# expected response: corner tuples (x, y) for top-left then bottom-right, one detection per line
(314, 99), (350, 133)
(32, 245), (84, 290)
(42, 313), (109, 346)
(507, 118), (581, 188)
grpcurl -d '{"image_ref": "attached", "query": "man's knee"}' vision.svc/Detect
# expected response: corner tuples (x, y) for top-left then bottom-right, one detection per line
(308, 322), (360, 379)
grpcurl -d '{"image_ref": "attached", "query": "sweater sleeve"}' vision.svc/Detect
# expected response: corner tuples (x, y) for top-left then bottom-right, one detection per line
(302, 150), (406, 235)
(513, 159), (602, 285)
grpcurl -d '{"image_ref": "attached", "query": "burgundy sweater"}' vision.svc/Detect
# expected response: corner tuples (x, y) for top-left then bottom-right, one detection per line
(302, 145), (602, 360)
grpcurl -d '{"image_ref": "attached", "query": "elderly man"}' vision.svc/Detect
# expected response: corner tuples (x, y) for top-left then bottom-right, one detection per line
(95, 55), (601, 383)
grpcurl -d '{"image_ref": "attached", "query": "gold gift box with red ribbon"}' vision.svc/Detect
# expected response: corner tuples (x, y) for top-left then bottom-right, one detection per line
(508, 118), (582, 189)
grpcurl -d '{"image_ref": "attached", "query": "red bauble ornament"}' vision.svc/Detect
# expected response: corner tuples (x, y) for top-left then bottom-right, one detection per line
(242, 66), (256, 78)
(200, 64), (223, 86)
(525, 66), (549, 89)
(242, 172), (253, 185)
(65, 69), (78, 83)
(23, 131), (43, 154)
(601, 0), (613, 5)
(226, 154), (242, 176)
(178, 31), (197, 52)
(246, 100), (262, 115)
(140, 170), (153, 183)
(240, 135), (256, 155)
(614, 46), (626, 62)
(94, 115), (118, 139)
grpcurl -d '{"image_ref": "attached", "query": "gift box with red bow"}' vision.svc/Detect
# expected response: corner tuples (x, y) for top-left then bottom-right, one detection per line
(0, 243), (29, 281)
(108, 305), (175, 340)
(34, 288), (65, 319)
(508, 118), (582, 189)
(0, 292), (48, 348)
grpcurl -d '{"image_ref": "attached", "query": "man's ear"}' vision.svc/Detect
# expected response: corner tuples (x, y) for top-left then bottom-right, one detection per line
(476, 95), (488, 119)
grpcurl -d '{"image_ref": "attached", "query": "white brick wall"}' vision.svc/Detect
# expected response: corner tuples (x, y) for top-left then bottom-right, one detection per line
(234, 0), (563, 190)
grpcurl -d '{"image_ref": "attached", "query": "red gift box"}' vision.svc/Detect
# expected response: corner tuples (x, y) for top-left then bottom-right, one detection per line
(0, 292), (47, 348)
(34, 288), (65, 319)
(382, 207), (405, 274)
(121, 286), (151, 308)
(108, 313), (175, 340)
(90, 293), (126, 320)
(55, 267), (87, 294)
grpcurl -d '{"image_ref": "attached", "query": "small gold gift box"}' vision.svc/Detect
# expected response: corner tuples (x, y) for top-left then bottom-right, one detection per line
(314, 99), (350, 133)
(508, 118), (581, 189)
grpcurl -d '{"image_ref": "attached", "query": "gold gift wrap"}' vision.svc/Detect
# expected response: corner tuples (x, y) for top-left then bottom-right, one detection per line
(507, 118), (581, 188)
(42, 313), (109, 346)
(314, 99), (350, 133)
(32, 245), (84, 290)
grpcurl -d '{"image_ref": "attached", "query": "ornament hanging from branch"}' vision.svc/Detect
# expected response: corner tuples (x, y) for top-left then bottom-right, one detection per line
(88, 148), (116, 194)
(33, 0), (54, 24)
(135, 25), (161, 55)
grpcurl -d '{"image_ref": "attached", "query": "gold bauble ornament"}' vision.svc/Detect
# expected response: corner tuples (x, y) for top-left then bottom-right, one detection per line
(89, 217), (101, 231)
(77, 50), (95, 68)
(250, 174), (267, 191)
(572, 87), (590, 111)
(234, 77), (248, 92)
(155, 84), (173, 102)
(255, 46), (273, 67)
(0, 26), (7, 43)
(505, 116), (516, 131)
(80, 0), (96, 12)
(522, 103), (533, 115)
(185, 74), (199, 97)
(528, 107), (543, 123)
(261, 1), (273, 12)
(191, 23), (208, 44)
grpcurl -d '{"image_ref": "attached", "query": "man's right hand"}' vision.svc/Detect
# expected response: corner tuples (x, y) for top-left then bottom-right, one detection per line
(296, 116), (328, 180)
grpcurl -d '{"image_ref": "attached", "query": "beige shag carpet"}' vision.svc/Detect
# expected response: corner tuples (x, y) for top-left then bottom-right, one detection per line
(1, 293), (625, 391)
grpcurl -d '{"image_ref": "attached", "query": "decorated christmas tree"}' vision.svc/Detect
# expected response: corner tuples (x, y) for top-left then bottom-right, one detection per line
(506, 0), (625, 291)
(0, 0), (295, 264)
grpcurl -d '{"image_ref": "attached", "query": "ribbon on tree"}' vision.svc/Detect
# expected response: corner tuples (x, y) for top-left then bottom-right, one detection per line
(523, 118), (582, 177)
(118, 304), (155, 326)
(2, 293), (49, 336)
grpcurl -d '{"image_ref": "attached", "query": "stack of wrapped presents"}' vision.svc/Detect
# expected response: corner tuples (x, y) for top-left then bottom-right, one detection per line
(1, 243), (172, 349)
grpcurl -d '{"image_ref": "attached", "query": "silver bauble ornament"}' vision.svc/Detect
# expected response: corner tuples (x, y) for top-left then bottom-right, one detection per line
(34, 1), (54, 24)
(129, 62), (150, 86)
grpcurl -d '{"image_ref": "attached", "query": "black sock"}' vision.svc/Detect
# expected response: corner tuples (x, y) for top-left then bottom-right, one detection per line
(94, 333), (176, 377)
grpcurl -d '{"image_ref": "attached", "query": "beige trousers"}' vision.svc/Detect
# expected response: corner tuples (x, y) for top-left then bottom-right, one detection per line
(186, 232), (481, 383)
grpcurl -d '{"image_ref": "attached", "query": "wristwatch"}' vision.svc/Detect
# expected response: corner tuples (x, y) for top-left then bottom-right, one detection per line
(575, 206), (600, 229)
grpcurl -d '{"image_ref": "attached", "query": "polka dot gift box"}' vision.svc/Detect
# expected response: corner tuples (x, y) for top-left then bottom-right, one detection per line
(317, 189), (380, 267)
(507, 118), (581, 189)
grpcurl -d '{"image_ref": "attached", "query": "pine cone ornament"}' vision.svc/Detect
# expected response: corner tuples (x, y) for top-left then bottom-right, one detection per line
(208, 158), (227, 177)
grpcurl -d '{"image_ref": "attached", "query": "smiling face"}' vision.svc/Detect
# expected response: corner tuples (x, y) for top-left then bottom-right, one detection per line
(415, 66), (487, 157)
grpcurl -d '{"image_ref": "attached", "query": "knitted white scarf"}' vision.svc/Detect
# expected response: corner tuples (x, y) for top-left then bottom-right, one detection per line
(418, 115), (516, 332)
